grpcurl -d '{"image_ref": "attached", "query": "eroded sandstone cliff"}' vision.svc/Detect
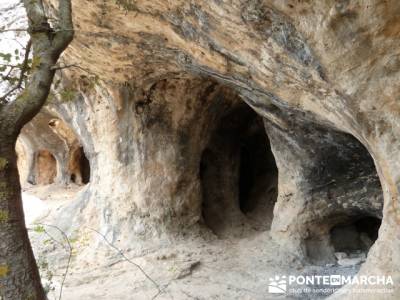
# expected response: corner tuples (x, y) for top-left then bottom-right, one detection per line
(15, 0), (400, 298)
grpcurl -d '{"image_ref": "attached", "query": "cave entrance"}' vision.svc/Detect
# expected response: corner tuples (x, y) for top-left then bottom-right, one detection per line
(238, 128), (278, 216)
(69, 146), (90, 185)
(301, 129), (384, 266)
(35, 150), (57, 185)
(200, 102), (278, 236)
(330, 216), (381, 255)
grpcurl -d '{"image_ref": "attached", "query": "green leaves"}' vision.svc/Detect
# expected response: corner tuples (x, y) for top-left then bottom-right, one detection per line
(0, 52), (12, 62)
(37, 256), (55, 295)
(0, 46), (32, 101)
(33, 225), (46, 233)
(60, 88), (76, 102)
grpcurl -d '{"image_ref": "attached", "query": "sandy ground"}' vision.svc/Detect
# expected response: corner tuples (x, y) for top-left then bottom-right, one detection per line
(23, 184), (360, 300)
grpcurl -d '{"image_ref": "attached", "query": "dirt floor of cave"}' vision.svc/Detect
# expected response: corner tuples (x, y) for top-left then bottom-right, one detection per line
(23, 185), (360, 300)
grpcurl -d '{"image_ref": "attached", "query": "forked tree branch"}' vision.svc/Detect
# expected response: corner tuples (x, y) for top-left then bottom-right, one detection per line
(0, 0), (74, 133)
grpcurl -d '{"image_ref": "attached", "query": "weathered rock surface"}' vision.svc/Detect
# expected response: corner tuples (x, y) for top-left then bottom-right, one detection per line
(15, 0), (400, 298)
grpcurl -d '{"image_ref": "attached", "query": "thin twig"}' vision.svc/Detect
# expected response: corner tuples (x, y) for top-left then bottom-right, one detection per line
(0, 28), (76, 33)
(151, 281), (173, 300)
(28, 225), (67, 252)
(43, 229), (68, 251)
(0, 28), (28, 33)
(86, 227), (162, 295)
(0, 63), (19, 67)
(3, 65), (17, 81)
(36, 223), (72, 300)
(51, 63), (98, 77)
(0, 38), (32, 102)
(1, 37), (29, 49)
(0, 0), (23, 13)
(50, 63), (79, 71)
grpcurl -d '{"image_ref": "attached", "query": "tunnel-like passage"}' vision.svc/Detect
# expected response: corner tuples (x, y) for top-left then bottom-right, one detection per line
(238, 123), (278, 218)
(200, 102), (278, 236)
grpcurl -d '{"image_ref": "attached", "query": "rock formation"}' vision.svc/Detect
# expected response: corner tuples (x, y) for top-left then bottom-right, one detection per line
(12, 0), (400, 298)
(17, 110), (90, 186)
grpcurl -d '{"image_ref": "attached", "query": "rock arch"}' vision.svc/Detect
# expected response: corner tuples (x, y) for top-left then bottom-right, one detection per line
(16, 110), (92, 187)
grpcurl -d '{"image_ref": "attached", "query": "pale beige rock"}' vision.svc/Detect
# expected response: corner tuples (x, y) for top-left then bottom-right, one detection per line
(18, 0), (400, 298)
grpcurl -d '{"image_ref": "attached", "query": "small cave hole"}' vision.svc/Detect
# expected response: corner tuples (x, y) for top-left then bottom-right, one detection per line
(48, 119), (58, 127)
(69, 146), (91, 185)
(80, 147), (91, 184)
(330, 216), (381, 255)
(70, 173), (76, 183)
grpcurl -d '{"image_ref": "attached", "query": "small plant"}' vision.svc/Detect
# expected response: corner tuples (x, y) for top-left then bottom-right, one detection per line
(33, 225), (46, 233)
(31, 223), (73, 300)
(69, 229), (90, 257)
(37, 257), (56, 296)
(59, 88), (77, 102)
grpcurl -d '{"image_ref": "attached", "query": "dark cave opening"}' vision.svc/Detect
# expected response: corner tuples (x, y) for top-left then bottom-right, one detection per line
(200, 102), (278, 236)
(238, 128), (278, 215)
(80, 147), (91, 184)
(238, 145), (253, 212)
(302, 130), (384, 265)
(330, 216), (381, 254)
(69, 146), (90, 185)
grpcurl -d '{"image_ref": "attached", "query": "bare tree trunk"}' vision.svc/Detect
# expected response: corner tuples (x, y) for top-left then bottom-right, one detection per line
(0, 136), (46, 299)
(0, 0), (73, 298)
